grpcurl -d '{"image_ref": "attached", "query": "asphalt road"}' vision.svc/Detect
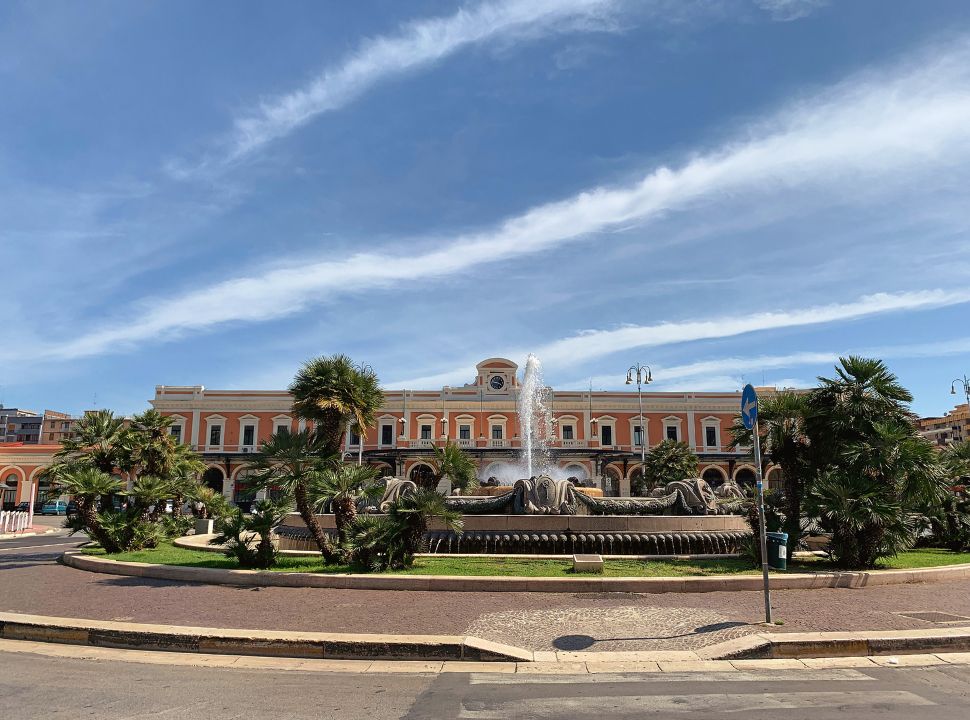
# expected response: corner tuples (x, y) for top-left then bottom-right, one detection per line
(2, 650), (969, 719)
(0, 532), (85, 552)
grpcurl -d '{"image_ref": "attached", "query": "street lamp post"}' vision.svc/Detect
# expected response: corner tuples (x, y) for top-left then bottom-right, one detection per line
(952, 376), (970, 443)
(952, 375), (970, 407)
(626, 363), (653, 487)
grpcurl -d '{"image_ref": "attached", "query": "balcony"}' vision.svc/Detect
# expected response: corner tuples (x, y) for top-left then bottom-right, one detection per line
(456, 438), (475, 448)
(560, 439), (587, 448)
(409, 439), (433, 449)
(489, 439), (510, 448)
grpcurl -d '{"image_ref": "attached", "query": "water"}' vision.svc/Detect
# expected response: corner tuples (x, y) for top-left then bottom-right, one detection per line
(518, 353), (552, 479)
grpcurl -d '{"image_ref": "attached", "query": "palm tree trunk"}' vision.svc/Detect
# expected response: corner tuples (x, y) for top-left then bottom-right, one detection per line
(79, 498), (120, 553)
(294, 482), (339, 563)
(782, 466), (801, 562)
(333, 496), (358, 545)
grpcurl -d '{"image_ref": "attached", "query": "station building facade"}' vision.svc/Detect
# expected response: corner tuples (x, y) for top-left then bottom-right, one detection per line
(0, 357), (787, 508)
(149, 358), (783, 503)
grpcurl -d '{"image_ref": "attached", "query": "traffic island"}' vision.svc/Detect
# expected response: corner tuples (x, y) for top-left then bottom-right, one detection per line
(62, 549), (970, 593)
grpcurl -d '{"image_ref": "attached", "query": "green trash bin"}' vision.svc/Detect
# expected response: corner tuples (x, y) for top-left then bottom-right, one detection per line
(765, 532), (788, 570)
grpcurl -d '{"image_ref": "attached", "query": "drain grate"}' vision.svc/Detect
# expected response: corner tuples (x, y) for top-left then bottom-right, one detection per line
(895, 611), (970, 624)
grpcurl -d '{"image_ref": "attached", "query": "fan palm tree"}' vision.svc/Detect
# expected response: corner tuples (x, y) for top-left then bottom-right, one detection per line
(245, 429), (340, 563)
(426, 441), (478, 493)
(730, 391), (810, 560)
(806, 356), (913, 468)
(122, 409), (178, 481)
(168, 446), (206, 519)
(49, 466), (123, 553)
(128, 474), (175, 521)
(942, 440), (970, 482)
(289, 355), (384, 455)
(309, 463), (380, 546)
(55, 409), (126, 474)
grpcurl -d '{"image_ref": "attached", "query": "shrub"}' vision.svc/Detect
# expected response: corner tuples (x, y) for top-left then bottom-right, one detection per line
(211, 500), (287, 569)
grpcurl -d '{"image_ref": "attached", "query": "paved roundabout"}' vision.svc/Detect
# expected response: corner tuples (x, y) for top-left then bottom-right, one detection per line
(3, 537), (970, 656)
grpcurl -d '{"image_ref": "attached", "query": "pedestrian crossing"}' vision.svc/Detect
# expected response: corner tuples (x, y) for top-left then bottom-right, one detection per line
(406, 665), (970, 719)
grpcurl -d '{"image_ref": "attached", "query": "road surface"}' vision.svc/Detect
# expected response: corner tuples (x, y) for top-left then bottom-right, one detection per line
(1, 649), (969, 719)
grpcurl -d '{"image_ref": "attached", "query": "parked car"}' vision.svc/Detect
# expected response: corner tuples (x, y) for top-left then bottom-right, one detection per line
(15, 501), (43, 513)
(41, 500), (68, 515)
(66, 501), (79, 519)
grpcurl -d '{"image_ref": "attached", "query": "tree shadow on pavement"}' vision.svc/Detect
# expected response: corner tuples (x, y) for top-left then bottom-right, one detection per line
(552, 621), (752, 650)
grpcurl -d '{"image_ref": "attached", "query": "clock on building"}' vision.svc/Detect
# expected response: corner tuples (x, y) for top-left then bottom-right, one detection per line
(489, 375), (506, 390)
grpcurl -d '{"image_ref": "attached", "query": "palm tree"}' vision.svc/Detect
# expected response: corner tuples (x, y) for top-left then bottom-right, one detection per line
(730, 391), (810, 560)
(426, 441), (478, 493)
(806, 356), (913, 468)
(289, 355), (384, 455)
(245, 430), (340, 563)
(123, 409), (178, 481)
(347, 489), (462, 570)
(49, 466), (124, 553)
(56, 409), (126, 474)
(942, 441), (970, 482)
(128, 474), (175, 521)
(309, 463), (380, 546)
(169, 446), (206, 519)
(636, 440), (698, 495)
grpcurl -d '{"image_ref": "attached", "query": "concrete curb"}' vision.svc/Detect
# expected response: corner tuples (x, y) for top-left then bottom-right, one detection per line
(0, 612), (532, 662)
(0, 527), (59, 541)
(63, 549), (970, 594)
(713, 628), (970, 660)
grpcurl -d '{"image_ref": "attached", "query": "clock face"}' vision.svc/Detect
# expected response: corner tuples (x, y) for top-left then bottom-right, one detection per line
(489, 375), (506, 390)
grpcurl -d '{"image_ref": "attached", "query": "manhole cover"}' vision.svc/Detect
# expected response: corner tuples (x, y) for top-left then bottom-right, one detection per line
(895, 611), (970, 623)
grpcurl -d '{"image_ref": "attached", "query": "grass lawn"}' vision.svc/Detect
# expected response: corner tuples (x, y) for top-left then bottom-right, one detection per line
(82, 542), (970, 577)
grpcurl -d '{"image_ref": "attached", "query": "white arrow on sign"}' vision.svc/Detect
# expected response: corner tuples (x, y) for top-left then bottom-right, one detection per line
(743, 398), (757, 419)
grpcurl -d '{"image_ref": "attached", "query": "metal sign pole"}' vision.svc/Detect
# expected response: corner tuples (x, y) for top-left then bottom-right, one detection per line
(752, 417), (772, 624)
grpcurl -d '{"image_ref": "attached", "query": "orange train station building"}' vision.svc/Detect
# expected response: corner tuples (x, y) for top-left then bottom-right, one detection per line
(0, 358), (787, 508)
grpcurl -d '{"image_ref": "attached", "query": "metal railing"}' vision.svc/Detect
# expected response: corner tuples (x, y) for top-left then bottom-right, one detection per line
(0, 510), (29, 534)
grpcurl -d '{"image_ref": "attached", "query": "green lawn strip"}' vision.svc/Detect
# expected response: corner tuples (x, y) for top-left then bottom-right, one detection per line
(81, 542), (970, 577)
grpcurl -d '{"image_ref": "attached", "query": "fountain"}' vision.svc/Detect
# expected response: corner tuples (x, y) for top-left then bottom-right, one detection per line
(276, 354), (752, 557)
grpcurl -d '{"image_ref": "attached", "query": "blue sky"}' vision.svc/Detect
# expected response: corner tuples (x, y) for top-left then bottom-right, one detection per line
(2, 0), (970, 418)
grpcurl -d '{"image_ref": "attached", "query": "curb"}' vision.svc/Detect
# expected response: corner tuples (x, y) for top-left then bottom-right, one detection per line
(713, 628), (970, 660)
(0, 527), (59, 541)
(2, 612), (970, 670)
(0, 612), (532, 663)
(63, 549), (970, 594)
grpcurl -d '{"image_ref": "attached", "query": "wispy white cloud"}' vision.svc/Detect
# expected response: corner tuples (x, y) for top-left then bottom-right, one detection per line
(19, 35), (970, 362)
(388, 291), (970, 388)
(754, 0), (828, 22)
(169, 0), (622, 176)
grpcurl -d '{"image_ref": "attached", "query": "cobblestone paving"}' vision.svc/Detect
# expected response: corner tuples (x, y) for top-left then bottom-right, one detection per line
(466, 603), (758, 651)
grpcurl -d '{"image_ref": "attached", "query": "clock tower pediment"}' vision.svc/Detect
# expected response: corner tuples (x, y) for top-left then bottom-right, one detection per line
(468, 357), (519, 393)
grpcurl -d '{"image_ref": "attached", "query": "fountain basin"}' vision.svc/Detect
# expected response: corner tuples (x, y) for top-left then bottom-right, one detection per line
(277, 512), (750, 556)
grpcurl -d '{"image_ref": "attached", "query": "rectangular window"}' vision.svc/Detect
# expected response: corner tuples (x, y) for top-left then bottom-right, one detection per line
(170, 425), (182, 443)
(633, 425), (644, 447)
(666, 425), (679, 441)
(561, 425), (574, 440)
(381, 424), (394, 445)
(459, 424), (471, 440)
(243, 425), (255, 446)
(209, 425), (222, 446)
(491, 424), (503, 440)
(600, 425), (613, 446)
(275, 423), (289, 436)
(705, 426), (717, 447)
(420, 424), (432, 440)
